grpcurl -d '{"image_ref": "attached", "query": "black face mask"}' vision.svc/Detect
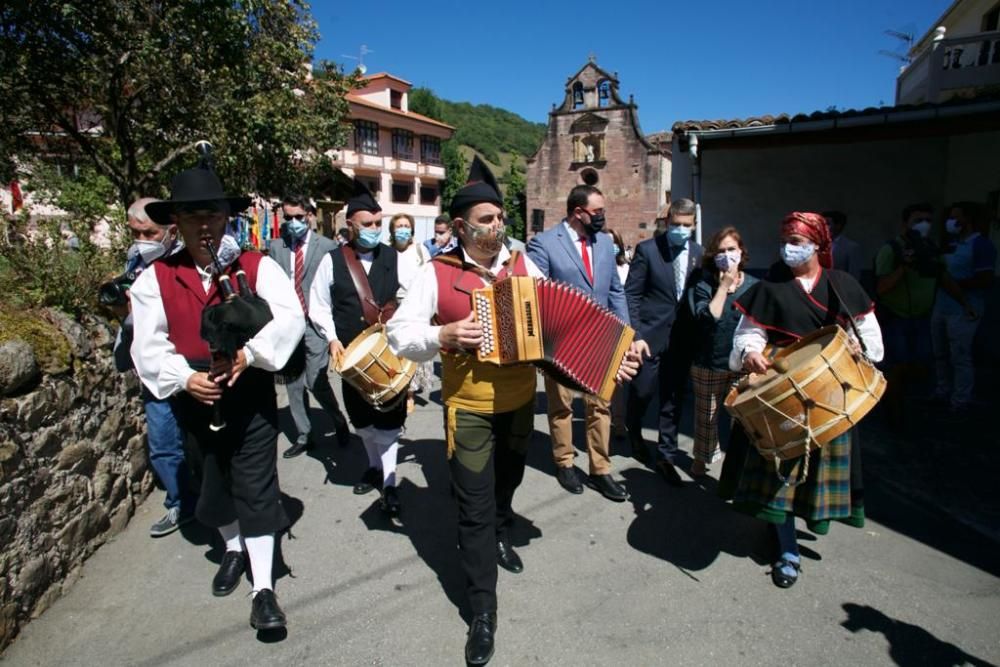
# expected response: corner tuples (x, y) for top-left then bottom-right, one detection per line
(582, 212), (606, 234)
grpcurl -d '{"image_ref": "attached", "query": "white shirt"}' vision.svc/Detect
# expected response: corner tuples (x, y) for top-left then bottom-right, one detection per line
(728, 275), (884, 371)
(129, 255), (305, 400)
(386, 245), (545, 362)
(308, 245), (404, 344)
(395, 241), (432, 300)
(616, 263), (629, 286)
(562, 220), (592, 259)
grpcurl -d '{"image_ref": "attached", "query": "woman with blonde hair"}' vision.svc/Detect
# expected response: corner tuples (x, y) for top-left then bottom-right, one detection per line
(389, 213), (433, 413)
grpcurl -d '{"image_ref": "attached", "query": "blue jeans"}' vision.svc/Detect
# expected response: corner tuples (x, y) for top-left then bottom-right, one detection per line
(930, 310), (981, 407)
(143, 391), (194, 513)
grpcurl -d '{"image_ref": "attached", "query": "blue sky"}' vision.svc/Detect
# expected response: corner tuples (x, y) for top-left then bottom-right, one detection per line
(314, 0), (947, 132)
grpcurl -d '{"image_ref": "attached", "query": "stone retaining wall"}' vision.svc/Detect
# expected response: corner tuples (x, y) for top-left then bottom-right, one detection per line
(0, 309), (149, 652)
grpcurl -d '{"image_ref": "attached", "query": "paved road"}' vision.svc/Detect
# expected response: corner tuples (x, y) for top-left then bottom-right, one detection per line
(3, 379), (999, 666)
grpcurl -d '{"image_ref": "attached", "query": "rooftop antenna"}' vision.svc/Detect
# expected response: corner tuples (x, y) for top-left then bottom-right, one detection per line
(879, 29), (913, 64)
(341, 44), (373, 75)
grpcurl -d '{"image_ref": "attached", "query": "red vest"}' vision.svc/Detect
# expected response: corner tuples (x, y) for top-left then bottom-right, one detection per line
(154, 251), (265, 366)
(433, 251), (528, 327)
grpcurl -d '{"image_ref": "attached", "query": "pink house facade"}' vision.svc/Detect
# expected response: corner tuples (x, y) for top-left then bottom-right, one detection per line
(328, 73), (455, 241)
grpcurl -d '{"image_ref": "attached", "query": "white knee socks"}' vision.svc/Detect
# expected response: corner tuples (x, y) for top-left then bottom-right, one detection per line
(218, 520), (242, 553)
(244, 534), (275, 594)
(357, 426), (401, 487)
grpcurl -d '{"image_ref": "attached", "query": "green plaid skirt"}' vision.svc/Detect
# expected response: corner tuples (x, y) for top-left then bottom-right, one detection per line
(719, 423), (864, 534)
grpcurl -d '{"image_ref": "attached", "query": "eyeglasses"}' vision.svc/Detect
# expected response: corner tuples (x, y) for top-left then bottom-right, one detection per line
(284, 214), (306, 221)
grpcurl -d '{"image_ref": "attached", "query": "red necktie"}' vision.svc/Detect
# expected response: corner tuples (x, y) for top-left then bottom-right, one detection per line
(579, 237), (593, 283)
(294, 243), (307, 314)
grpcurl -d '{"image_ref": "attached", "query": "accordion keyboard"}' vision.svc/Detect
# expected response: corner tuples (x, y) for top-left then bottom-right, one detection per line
(474, 291), (498, 359)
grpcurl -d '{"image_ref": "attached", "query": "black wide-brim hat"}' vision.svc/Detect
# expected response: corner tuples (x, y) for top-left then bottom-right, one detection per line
(146, 167), (251, 225)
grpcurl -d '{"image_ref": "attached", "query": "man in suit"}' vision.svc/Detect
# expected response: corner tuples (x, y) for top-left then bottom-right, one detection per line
(624, 198), (703, 485)
(824, 210), (862, 281)
(270, 194), (350, 457)
(527, 185), (649, 502)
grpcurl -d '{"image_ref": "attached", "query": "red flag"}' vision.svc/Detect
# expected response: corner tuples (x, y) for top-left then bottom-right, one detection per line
(10, 179), (23, 213)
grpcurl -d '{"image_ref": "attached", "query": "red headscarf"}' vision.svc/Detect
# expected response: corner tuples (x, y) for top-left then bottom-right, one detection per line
(781, 211), (833, 269)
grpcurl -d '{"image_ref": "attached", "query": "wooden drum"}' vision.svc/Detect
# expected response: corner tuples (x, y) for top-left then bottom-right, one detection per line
(724, 325), (886, 463)
(335, 324), (416, 412)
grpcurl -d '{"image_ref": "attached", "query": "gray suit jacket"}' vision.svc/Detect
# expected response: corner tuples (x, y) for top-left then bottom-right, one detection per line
(526, 221), (629, 323)
(270, 230), (338, 310)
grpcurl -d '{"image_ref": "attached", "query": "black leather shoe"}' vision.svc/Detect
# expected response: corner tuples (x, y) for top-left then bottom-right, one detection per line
(629, 432), (650, 465)
(589, 473), (629, 502)
(656, 460), (684, 487)
(353, 467), (381, 495)
(496, 539), (523, 574)
(380, 485), (401, 516)
(212, 550), (245, 597)
(465, 612), (497, 665)
(282, 438), (311, 459)
(556, 466), (584, 494)
(250, 589), (287, 630)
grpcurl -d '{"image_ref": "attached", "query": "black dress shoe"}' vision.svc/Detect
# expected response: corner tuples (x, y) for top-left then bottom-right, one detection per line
(629, 432), (650, 465)
(282, 438), (311, 459)
(496, 539), (523, 573)
(465, 612), (497, 665)
(556, 466), (584, 494)
(212, 550), (245, 597)
(380, 485), (401, 516)
(250, 589), (287, 630)
(353, 467), (381, 495)
(589, 473), (629, 502)
(656, 460), (684, 487)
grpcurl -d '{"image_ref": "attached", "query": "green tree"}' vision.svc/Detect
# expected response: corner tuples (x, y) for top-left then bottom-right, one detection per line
(440, 140), (467, 215)
(503, 164), (526, 241)
(0, 0), (356, 205)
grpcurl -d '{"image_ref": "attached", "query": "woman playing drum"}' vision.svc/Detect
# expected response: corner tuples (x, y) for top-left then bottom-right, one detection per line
(719, 212), (883, 589)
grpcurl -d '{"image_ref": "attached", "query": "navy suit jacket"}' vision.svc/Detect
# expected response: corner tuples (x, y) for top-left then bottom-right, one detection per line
(526, 222), (629, 322)
(624, 234), (703, 355)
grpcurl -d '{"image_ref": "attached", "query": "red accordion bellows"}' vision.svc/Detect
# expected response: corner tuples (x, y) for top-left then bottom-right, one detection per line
(473, 276), (634, 402)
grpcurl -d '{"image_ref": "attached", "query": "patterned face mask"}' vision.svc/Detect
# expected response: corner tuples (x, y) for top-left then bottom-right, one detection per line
(463, 221), (505, 255)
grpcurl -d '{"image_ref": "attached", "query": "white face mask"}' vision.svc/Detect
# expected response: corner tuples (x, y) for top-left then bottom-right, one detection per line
(945, 218), (961, 235)
(780, 242), (816, 268)
(127, 239), (169, 265)
(910, 221), (932, 238)
(714, 249), (741, 272)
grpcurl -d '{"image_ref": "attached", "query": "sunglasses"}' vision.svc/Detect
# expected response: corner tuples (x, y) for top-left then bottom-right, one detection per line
(284, 213), (307, 221)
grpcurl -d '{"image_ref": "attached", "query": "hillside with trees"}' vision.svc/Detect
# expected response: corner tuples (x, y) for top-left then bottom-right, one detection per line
(409, 87), (544, 239)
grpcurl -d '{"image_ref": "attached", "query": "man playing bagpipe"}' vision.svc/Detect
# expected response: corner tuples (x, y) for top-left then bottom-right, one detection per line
(387, 157), (642, 665)
(308, 179), (408, 517)
(720, 212), (883, 589)
(130, 165), (304, 630)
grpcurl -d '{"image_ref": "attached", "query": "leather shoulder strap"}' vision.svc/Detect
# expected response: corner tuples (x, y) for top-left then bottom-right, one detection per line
(341, 246), (381, 326)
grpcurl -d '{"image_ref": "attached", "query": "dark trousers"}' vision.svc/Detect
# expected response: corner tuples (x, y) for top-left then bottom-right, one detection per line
(626, 350), (689, 462)
(448, 401), (533, 614)
(172, 370), (288, 537)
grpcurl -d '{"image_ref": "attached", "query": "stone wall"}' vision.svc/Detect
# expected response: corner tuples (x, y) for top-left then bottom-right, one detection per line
(0, 309), (150, 652)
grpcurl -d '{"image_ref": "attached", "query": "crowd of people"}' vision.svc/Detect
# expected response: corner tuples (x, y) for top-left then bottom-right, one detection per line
(112, 155), (994, 664)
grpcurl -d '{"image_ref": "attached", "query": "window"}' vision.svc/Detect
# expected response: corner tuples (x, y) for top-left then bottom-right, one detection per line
(358, 175), (380, 194)
(572, 82), (584, 109)
(391, 181), (413, 203)
(391, 90), (403, 110)
(392, 129), (414, 159)
(531, 209), (545, 232)
(598, 80), (611, 107)
(354, 120), (379, 155)
(420, 136), (442, 164)
(420, 185), (438, 205)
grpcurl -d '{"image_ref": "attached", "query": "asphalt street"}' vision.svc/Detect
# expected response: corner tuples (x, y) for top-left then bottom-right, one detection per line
(3, 377), (998, 666)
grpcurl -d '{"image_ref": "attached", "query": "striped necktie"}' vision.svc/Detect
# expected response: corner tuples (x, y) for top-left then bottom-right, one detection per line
(294, 243), (307, 314)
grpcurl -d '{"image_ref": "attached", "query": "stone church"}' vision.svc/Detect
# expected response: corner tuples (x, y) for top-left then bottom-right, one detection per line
(526, 59), (671, 249)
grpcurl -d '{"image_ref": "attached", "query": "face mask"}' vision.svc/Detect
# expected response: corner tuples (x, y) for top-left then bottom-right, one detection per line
(714, 249), (742, 271)
(910, 221), (932, 238)
(945, 218), (961, 235)
(667, 225), (692, 246)
(285, 219), (308, 239)
(464, 222), (505, 255)
(127, 239), (169, 265)
(780, 242), (815, 268)
(582, 212), (605, 234)
(356, 227), (382, 249)
(394, 228), (413, 244)
(613, 244), (622, 256)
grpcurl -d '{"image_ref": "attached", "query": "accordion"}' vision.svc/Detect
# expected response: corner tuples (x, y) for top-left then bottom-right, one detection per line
(472, 276), (635, 402)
